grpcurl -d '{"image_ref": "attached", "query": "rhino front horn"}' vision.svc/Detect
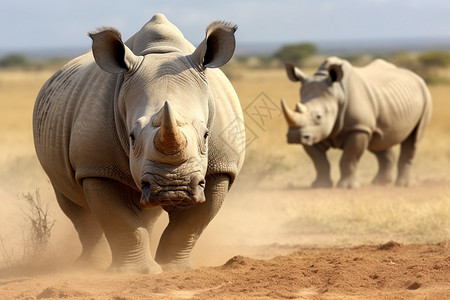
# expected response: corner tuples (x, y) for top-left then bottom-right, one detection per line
(154, 101), (187, 155)
(280, 99), (299, 128)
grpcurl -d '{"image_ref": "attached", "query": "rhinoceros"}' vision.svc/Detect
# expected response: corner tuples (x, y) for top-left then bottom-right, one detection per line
(33, 14), (245, 273)
(281, 57), (431, 188)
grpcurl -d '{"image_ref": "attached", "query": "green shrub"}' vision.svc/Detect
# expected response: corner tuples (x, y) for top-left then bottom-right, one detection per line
(418, 51), (450, 68)
(273, 42), (318, 66)
(0, 54), (30, 68)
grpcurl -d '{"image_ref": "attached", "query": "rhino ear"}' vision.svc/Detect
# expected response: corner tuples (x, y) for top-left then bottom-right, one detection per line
(284, 62), (307, 82)
(191, 21), (237, 69)
(328, 63), (344, 84)
(89, 27), (140, 74)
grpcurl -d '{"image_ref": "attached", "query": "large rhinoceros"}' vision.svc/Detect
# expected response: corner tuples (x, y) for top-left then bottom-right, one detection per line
(281, 57), (431, 188)
(33, 14), (245, 273)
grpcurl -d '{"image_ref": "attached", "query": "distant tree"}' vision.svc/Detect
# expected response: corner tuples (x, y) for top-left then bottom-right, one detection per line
(418, 51), (450, 68)
(0, 54), (30, 68)
(273, 42), (318, 66)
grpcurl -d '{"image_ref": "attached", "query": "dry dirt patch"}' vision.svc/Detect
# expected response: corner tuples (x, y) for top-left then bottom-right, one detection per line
(1, 242), (449, 299)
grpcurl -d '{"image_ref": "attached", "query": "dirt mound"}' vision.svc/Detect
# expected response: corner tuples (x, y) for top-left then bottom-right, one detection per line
(378, 240), (402, 250)
(1, 242), (449, 299)
(36, 286), (91, 299)
(221, 255), (258, 269)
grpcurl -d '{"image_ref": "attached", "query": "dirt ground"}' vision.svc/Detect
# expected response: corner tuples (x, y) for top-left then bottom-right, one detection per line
(1, 241), (449, 299)
(0, 68), (449, 299)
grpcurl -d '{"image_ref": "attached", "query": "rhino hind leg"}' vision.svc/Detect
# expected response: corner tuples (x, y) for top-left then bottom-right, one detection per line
(396, 127), (418, 187)
(53, 188), (110, 270)
(155, 174), (230, 271)
(82, 178), (162, 274)
(371, 148), (396, 185)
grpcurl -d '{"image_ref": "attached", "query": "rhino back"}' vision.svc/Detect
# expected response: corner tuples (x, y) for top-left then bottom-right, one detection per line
(337, 61), (430, 151)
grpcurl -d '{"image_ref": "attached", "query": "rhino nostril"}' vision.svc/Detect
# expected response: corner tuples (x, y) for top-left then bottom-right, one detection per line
(198, 179), (206, 189)
(141, 181), (150, 197)
(303, 135), (310, 140)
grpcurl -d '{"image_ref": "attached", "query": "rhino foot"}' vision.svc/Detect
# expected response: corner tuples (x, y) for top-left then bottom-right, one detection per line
(159, 261), (194, 272)
(311, 178), (333, 188)
(372, 175), (394, 186)
(108, 260), (163, 274)
(337, 177), (360, 189)
(395, 177), (413, 187)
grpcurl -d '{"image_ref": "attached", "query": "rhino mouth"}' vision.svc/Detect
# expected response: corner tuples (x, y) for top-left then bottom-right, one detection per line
(287, 129), (315, 146)
(140, 172), (206, 207)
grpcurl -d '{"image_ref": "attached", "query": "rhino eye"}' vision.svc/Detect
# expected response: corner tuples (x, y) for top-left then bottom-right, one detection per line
(204, 131), (209, 140)
(129, 132), (136, 149)
(313, 112), (322, 123)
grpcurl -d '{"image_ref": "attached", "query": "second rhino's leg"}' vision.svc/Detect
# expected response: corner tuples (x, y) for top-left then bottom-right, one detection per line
(53, 188), (110, 269)
(371, 147), (396, 185)
(303, 144), (333, 188)
(82, 178), (161, 274)
(155, 174), (230, 271)
(396, 130), (418, 187)
(337, 131), (369, 188)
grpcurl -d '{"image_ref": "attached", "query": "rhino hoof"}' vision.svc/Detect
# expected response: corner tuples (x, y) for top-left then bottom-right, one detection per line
(311, 179), (333, 188)
(108, 261), (163, 274)
(372, 175), (394, 186)
(160, 261), (194, 272)
(337, 178), (360, 189)
(395, 178), (413, 187)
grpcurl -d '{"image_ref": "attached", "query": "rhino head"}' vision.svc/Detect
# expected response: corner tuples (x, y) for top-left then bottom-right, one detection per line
(281, 59), (345, 146)
(89, 18), (237, 207)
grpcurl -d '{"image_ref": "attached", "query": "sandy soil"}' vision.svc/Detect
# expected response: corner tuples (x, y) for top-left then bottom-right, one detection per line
(1, 180), (449, 299)
(1, 241), (449, 299)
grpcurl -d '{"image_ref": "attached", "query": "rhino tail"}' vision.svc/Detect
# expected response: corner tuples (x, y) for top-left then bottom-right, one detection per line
(415, 86), (433, 142)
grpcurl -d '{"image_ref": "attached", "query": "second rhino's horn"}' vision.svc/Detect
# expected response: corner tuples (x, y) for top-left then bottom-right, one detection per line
(280, 99), (300, 128)
(154, 101), (187, 155)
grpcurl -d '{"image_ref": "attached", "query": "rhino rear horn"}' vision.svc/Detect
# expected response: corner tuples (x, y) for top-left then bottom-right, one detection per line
(154, 102), (187, 155)
(280, 99), (299, 128)
(295, 103), (309, 114)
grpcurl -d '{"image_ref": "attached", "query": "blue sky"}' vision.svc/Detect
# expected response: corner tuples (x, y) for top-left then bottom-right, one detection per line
(1, 0), (450, 50)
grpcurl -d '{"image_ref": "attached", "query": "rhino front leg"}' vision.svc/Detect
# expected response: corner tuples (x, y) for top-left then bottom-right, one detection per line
(82, 178), (162, 274)
(303, 144), (333, 188)
(371, 147), (396, 185)
(338, 132), (369, 188)
(155, 174), (229, 271)
(54, 188), (110, 270)
(141, 206), (163, 239)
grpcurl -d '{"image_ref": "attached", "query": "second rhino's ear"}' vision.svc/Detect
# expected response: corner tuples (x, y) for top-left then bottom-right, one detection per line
(284, 62), (308, 82)
(328, 63), (344, 84)
(89, 27), (141, 74)
(191, 21), (237, 69)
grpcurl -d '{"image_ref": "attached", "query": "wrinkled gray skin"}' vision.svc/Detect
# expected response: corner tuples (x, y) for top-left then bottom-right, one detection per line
(33, 14), (245, 273)
(281, 57), (432, 188)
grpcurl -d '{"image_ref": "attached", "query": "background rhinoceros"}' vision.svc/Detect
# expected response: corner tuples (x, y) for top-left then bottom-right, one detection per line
(281, 57), (432, 188)
(33, 14), (245, 273)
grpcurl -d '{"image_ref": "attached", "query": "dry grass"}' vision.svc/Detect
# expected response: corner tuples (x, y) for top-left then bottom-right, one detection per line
(0, 66), (449, 268)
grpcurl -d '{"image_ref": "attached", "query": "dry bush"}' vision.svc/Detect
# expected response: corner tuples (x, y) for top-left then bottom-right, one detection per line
(0, 190), (55, 268)
(21, 190), (55, 259)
